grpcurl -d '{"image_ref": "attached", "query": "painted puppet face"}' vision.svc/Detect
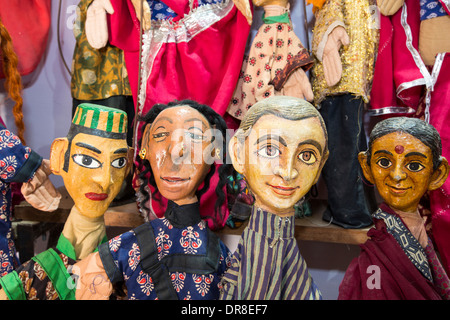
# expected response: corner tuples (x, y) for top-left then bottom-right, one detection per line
(142, 106), (216, 205)
(233, 114), (328, 216)
(58, 133), (130, 218)
(361, 132), (438, 213)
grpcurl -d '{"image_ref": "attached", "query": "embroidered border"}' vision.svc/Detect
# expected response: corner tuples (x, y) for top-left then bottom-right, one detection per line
(373, 208), (432, 282)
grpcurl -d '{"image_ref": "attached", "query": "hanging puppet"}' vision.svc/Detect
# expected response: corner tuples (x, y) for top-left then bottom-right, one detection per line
(370, 0), (450, 277)
(308, 0), (378, 229)
(0, 17), (60, 278)
(339, 117), (450, 300)
(220, 96), (327, 300)
(0, 104), (133, 300)
(83, 0), (253, 229)
(71, 100), (232, 300)
(227, 0), (314, 121)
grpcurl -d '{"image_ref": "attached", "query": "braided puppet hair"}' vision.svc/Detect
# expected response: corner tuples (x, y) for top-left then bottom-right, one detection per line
(136, 99), (232, 229)
(0, 18), (25, 144)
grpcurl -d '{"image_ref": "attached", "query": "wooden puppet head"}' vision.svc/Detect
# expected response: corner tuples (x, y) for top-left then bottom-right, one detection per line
(358, 117), (449, 213)
(229, 96), (329, 216)
(50, 104), (133, 219)
(139, 101), (224, 206)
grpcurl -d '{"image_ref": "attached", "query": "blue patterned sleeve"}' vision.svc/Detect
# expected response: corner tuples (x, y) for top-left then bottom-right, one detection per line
(105, 230), (141, 282)
(0, 125), (42, 183)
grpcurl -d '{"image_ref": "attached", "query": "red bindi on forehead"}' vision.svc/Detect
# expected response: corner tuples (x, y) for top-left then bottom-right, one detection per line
(395, 145), (404, 154)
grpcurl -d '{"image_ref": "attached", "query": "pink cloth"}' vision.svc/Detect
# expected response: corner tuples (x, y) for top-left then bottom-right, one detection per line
(428, 52), (450, 275)
(369, 0), (423, 116)
(107, 0), (250, 229)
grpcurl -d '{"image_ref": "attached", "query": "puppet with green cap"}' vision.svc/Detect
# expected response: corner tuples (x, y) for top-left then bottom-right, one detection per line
(0, 103), (133, 300)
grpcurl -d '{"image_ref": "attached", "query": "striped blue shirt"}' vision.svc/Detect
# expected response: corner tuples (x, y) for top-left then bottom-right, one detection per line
(220, 206), (322, 300)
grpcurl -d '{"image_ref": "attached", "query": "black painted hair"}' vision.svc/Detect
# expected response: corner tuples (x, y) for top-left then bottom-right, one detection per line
(136, 99), (232, 230)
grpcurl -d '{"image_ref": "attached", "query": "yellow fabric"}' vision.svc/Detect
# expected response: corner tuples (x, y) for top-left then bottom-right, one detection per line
(310, 0), (379, 106)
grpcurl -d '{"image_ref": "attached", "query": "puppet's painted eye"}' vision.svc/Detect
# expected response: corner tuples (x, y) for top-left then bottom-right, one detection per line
(406, 161), (424, 172)
(111, 157), (127, 169)
(257, 145), (280, 159)
(376, 158), (392, 169)
(72, 154), (102, 169)
(298, 151), (317, 165)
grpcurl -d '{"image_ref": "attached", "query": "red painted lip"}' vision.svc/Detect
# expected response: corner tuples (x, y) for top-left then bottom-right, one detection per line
(267, 184), (298, 196)
(161, 177), (190, 183)
(85, 193), (108, 201)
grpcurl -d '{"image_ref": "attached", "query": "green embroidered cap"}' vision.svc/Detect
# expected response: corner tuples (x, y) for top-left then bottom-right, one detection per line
(72, 103), (127, 135)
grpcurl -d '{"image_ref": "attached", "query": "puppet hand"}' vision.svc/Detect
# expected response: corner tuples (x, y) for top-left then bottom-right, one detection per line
(85, 0), (114, 49)
(21, 159), (61, 212)
(282, 68), (314, 102)
(73, 252), (112, 300)
(376, 0), (404, 16)
(322, 26), (349, 87)
(131, 0), (152, 31)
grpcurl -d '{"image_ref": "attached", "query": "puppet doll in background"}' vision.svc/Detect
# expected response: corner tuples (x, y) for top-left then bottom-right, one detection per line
(72, 100), (232, 300)
(227, 0), (314, 121)
(339, 117), (450, 300)
(84, 0), (252, 229)
(308, 0), (378, 229)
(370, 0), (450, 276)
(220, 96), (327, 300)
(0, 104), (133, 300)
(0, 18), (61, 277)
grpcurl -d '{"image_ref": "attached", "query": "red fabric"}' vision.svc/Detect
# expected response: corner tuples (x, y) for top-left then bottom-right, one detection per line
(339, 205), (444, 300)
(107, 0), (250, 229)
(370, 0), (424, 115)
(428, 53), (450, 276)
(0, 0), (51, 78)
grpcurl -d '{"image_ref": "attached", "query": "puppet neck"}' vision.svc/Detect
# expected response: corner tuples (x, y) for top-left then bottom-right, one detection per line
(62, 206), (106, 260)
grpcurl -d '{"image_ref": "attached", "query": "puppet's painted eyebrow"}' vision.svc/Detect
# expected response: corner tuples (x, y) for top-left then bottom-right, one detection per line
(75, 142), (101, 154)
(152, 116), (173, 129)
(114, 148), (128, 154)
(255, 134), (287, 147)
(374, 150), (393, 157)
(298, 139), (323, 156)
(405, 152), (427, 159)
(184, 118), (207, 131)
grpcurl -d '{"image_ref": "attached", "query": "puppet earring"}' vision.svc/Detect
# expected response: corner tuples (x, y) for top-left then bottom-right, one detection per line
(215, 148), (221, 159)
(139, 148), (147, 160)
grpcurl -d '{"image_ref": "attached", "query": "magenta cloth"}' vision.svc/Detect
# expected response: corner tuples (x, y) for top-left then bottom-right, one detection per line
(106, 0), (250, 229)
(369, 0), (423, 116)
(428, 52), (450, 276)
(339, 204), (448, 300)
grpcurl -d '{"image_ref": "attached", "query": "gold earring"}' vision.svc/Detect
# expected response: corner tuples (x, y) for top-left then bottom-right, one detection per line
(215, 148), (221, 159)
(139, 148), (147, 160)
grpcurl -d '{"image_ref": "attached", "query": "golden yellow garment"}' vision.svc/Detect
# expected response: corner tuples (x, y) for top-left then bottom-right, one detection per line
(310, 0), (379, 106)
(71, 0), (132, 100)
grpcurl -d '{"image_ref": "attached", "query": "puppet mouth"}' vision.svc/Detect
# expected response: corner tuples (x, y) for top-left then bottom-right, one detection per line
(161, 177), (190, 183)
(386, 184), (411, 195)
(267, 183), (298, 196)
(85, 193), (108, 201)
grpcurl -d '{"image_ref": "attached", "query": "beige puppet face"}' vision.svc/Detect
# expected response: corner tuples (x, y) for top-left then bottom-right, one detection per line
(231, 114), (328, 216)
(359, 132), (449, 213)
(51, 133), (131, 218)
(142, 106), (217, 205)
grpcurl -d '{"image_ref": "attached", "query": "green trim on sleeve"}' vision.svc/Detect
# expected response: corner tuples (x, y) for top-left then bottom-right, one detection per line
(0, 270), (27, 300)
(32, 249), (76, 300)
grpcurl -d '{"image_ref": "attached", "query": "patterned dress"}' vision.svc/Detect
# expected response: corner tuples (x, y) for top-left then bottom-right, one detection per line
(220, 206), (322, 300)
(99, 201), (232, 299)
(227, 6), (313, 120)
(0, 123), (42, 276)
